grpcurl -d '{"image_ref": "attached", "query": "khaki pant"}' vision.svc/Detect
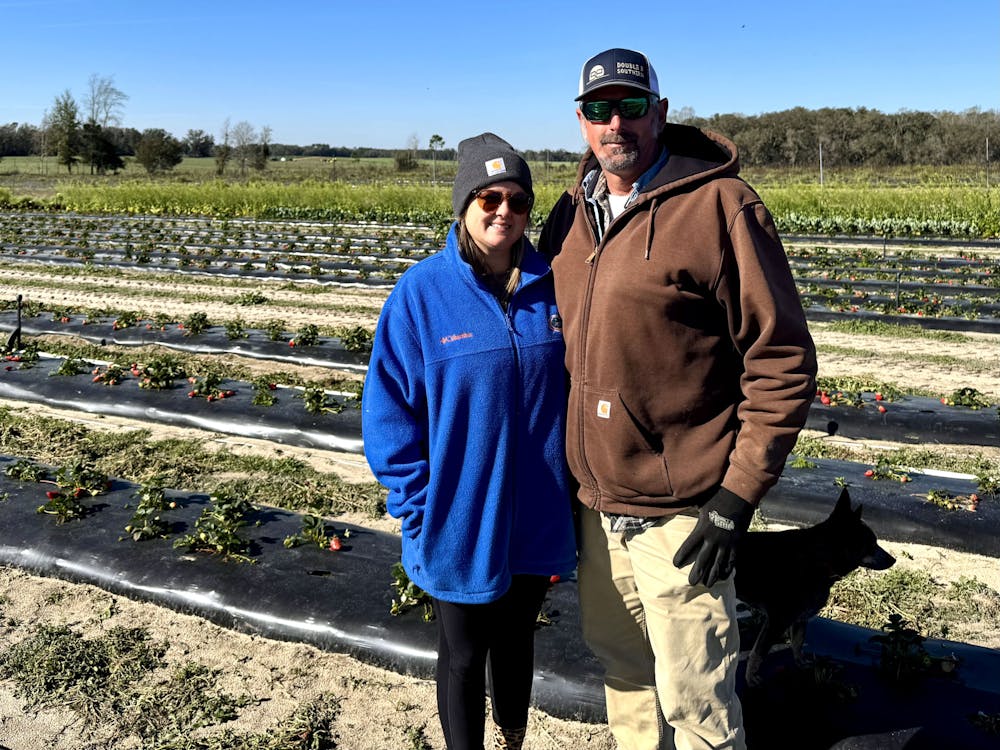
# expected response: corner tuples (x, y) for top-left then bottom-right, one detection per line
(578, 505), (746, 750)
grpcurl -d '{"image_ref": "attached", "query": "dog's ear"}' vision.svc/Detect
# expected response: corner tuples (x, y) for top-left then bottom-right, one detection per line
(834, 487), (853, 516)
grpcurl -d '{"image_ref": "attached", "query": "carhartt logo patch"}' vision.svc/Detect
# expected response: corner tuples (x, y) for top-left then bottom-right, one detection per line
(485, 157), (506, 176)
(597, 400), (611, 419)
(587, 64), (607, 83)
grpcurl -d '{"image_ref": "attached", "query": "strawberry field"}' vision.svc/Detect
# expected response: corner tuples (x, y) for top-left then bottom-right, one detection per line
(1, 198), (999, 748)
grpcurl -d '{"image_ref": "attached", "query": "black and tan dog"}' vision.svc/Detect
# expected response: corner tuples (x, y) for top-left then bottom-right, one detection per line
(735, 488), (896, 686)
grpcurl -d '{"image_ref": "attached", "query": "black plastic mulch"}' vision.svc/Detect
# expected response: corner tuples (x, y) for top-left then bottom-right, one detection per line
(0, 459), (998, 749)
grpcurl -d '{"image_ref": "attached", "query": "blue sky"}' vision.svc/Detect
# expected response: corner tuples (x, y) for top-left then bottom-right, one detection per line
(3, 0), (998, 152)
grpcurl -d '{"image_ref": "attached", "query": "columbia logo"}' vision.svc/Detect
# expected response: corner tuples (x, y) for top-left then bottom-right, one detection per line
(440, 332), (473, 345)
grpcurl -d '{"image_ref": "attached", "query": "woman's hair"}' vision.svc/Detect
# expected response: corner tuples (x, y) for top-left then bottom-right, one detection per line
(457, 219), (523, 303)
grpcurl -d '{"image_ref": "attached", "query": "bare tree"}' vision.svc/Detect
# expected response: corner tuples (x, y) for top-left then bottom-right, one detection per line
(253, 125), (272, 171)
(230, 120), (258, 177)
(84, 74), (128, 128)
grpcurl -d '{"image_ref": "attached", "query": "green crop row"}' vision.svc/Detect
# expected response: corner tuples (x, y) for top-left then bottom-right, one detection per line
(760, 185), (1000, 238)
(3, 180), (998, 239)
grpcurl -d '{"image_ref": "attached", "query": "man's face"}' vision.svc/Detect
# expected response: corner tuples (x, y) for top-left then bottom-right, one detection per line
(577, 85), (667, 184)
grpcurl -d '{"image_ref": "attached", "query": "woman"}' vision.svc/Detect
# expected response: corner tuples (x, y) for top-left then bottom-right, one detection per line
(362, 133), (576, 750)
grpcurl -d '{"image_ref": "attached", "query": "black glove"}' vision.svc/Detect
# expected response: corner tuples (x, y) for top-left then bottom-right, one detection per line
(672, 488), (754, 587)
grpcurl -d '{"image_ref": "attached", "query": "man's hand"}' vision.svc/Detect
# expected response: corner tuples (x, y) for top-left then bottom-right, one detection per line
(673, 488), (754, 587)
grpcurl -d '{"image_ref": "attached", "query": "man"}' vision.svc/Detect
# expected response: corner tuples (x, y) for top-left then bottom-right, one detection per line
(540, 48), (817, 749)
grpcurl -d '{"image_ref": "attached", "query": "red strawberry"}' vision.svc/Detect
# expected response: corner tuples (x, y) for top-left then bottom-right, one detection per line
(877, 405), (887, 413)
(820, 395), (831, 405)
(864, 469), (874, 478)
(329, 535), (342, 551)
(874, 393), (884, 401)
(549, 574), (561, 584)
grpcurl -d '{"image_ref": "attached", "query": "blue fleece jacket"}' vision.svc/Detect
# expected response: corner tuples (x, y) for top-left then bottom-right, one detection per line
(362, 223), (576, 604)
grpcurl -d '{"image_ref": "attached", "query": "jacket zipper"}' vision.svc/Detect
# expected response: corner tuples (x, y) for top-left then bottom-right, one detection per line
(576, 211), (603, 504)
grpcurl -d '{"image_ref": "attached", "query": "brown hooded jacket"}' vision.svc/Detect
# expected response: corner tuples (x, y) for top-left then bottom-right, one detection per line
(539, 124), (817, 516)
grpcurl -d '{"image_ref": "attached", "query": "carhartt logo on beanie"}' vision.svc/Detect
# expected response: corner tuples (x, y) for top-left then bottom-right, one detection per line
(452, 132), (533, 217)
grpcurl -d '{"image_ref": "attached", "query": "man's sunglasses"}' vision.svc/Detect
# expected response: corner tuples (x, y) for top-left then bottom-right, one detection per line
(475, 189), (533, 215)
(580, 96), (652, 123)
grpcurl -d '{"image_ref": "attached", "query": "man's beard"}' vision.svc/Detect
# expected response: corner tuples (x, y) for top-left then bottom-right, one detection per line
(596, 136), (641, 175)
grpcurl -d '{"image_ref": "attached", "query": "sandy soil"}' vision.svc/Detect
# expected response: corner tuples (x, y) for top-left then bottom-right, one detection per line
(1, 264), (999, 749)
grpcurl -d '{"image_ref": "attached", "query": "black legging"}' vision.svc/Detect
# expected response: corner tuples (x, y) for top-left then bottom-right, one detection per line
(432, 574), (550, 750)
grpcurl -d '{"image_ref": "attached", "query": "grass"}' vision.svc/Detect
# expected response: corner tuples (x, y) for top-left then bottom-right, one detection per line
(823, 568), (1000, 644)
(791, 436), (1000, 495)
(0, 406), (386, 518)
(0, 621), (342, 748)
(813, 319), (985, 343)
(815, 343), (1000, 377)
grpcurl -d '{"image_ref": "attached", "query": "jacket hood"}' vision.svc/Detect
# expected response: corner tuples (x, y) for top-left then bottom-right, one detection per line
(572, 124), (740, 203)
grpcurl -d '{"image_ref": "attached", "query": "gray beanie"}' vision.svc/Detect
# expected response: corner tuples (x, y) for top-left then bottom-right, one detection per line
(452, 132), (533, 217)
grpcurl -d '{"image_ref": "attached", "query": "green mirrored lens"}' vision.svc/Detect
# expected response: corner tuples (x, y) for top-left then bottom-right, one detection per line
(582, 97), (650, 122)
(617, 97), (650, 118)
(582, 101), (612, 121)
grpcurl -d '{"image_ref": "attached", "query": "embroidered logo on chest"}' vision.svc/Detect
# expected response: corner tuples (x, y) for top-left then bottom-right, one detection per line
(440, 332), (473, 345)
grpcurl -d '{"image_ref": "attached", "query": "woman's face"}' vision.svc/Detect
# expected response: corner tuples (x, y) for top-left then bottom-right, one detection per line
(463, 180), (531, 261)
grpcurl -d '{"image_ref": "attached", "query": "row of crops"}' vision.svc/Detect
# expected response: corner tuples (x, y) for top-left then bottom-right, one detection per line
(2, 212), (999, 327)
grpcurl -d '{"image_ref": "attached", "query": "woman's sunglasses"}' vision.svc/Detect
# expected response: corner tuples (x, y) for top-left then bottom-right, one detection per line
(580, 96), (652, 123)
(475, 189), (534, 215)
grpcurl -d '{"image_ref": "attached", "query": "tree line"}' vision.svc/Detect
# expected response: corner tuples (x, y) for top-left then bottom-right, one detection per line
(0, 76), (995, 173)
(677, 106), (997, 168)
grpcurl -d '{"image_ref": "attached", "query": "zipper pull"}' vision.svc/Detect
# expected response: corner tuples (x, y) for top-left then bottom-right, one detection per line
(585, 249), (597, 265)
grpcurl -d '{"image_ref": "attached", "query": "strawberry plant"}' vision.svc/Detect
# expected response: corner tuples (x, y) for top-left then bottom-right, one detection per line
(389, 562), (433, 622)
(235, 291), (269, 306)
(252, 377), (278, 406)
(55, 461), (110, 496)
(182, 311), (210, 337)
(50, 356), (88, 377)
(925, 489), (981, 512)
(37, 485), (87, 522)
(289, 323), (320, 348)
(334, 325), (374, 353)
(863, 457), (911, 483)
(789, 454), (817, 469)
(301, 385), (344, 415)
(970, 711), (1000, 736)
(4, 458), (46, 482)
(186, 373), (235, 401)
(870, 613), (932, 683)
(282, 513), (351, 551)
(940, 387), (994, 410)
(111, 310), (140, 330)
(50, 306), (75, 323)
(91, 363), (127, 385)
(173, 493), (256, 563)
(224, 318), (248, 340)
(124, 478), (176, 541)
(3, 340), (39, 367)
(134, 355), (186, 389)
(264, 319), (287, 342)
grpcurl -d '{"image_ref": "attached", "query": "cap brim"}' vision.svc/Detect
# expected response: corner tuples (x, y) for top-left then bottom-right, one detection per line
(575, 81), (657, 101)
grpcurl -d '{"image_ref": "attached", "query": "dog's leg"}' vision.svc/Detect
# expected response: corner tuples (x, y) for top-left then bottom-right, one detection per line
(789, 617), (811, 666)
(744, 615), (772, 687)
